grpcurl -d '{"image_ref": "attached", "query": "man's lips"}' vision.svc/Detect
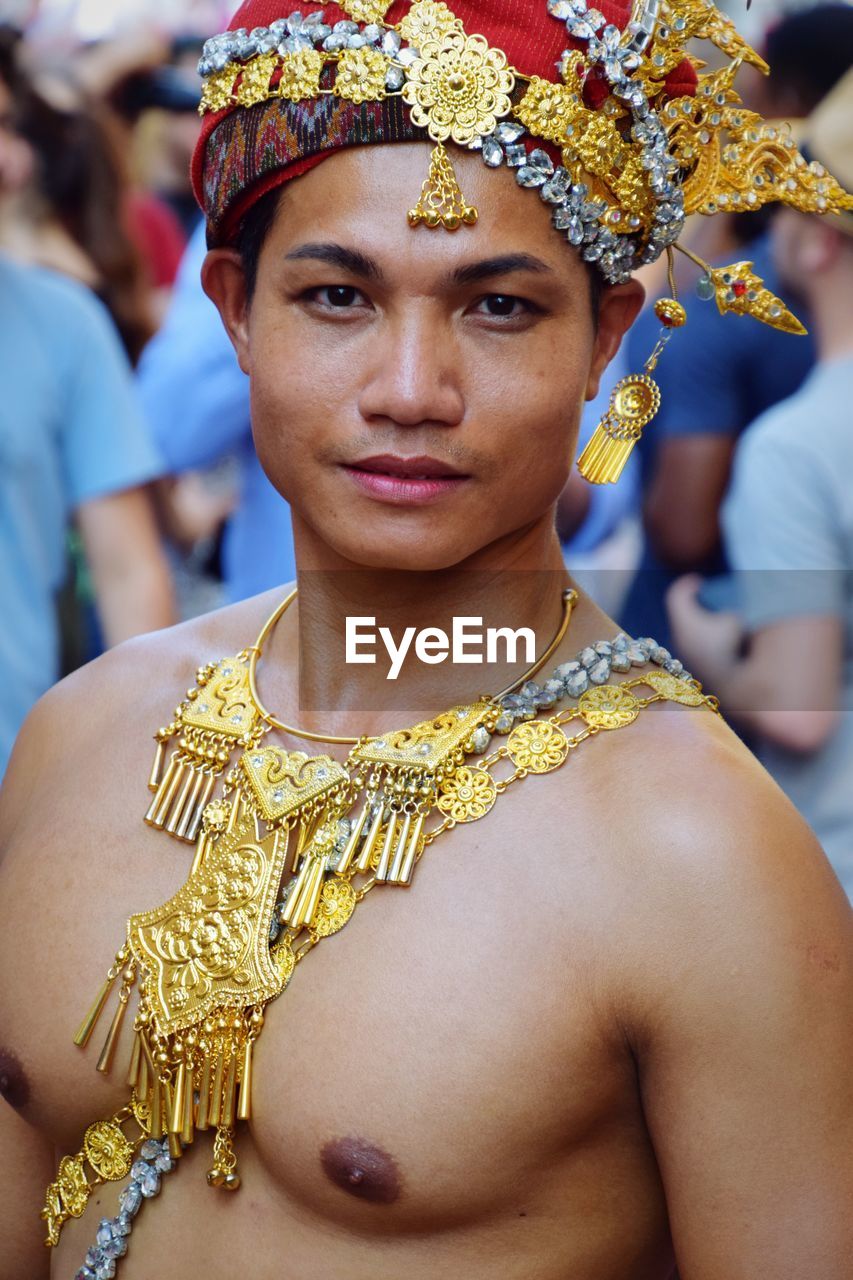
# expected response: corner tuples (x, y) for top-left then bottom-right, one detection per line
(347, 455), (468, 479)
(341, 455), (470, 505)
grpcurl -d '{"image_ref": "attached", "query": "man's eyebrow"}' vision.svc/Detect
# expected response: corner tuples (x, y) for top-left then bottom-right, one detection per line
(284, 242), (385, 281)
(449, 253), (554, 287)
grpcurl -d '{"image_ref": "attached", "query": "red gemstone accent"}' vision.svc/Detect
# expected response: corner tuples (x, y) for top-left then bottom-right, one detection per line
(733, 281), (747, 297)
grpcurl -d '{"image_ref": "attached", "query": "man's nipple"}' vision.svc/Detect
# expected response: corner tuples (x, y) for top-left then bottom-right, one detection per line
(321, 1136), (402, 1205)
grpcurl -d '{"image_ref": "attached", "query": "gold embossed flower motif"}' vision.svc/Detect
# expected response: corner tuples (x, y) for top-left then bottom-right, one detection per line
(200, 63), (238, 114)
(335, 47), (388, 104)
(437, 767), (497, 823)
(507, 721), (570, 773)
(402, 30), (515, 146)
(236, 51), (279, 108)
(340, 0), (394, 21)
(278, 48), (324, 103)
(516, 76), (584, 146)
(83, 1122), (133, 1182)
(399, 0), (462, 46)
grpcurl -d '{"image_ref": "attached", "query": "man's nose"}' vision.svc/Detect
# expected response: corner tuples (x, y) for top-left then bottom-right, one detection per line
(357, 308), (465, 429)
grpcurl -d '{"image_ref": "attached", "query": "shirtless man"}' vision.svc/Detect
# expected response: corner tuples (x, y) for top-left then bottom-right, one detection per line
(1, 3), (852, 1278)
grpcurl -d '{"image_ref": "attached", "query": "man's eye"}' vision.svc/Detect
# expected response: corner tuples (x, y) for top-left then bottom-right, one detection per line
(476, 294), (529, 319)
(312, 286), (363, 309)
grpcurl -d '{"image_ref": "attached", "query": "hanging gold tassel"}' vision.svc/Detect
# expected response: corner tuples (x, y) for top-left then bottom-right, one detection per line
(125, 1032), (142, 1090)
(150, 1075), (165, 1140)
(335, 801), (371, 875)
(181, 1064), (196, 1145)
(375, 810), (400, 882)
(195, 1053), (213, 1132)
(577, 373), (662, 485)
(284, 854), (326, 929)
(391, 811), (426, 887)
(73, 976), (117, 1048)
(95, 966), (136, 1074)
(408, 143), (478, 231)
(355, 805), (385, 874)
(169, 1062), (187, 1135)
(236, 1040), (254, 1123)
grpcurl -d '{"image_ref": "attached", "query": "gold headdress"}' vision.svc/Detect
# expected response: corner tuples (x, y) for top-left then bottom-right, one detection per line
(194, 1), (852, 480)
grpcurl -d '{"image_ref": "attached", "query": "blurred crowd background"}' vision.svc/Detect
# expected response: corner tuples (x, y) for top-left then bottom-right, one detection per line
(0, 0), (851, 898)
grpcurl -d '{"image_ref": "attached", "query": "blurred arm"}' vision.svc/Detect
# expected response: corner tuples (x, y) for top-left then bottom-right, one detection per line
(136, 223), (253, 472)
(644, 433), (736, 569)
(77, 487), (175, 646)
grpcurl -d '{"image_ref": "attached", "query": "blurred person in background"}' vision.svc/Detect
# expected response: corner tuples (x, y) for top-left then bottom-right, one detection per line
(668, 69), (853, 900)
(619, 3), (853, 649)
(0, 24), (158, 364)
(137, 217), (298, 603)
(0, 46), (175, 776)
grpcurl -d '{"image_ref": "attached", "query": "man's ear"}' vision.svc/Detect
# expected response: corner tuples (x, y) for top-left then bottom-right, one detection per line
(585, 278), (646, 402)
(202, 249), (252, 375)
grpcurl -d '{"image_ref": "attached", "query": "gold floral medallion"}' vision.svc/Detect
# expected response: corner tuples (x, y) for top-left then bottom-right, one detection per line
(399, 0), (462, 46)
(340, 0), (394, 22)
(83, 1121), (133, 1181)
(507, 722), (570, 773)
(516, 76), (584, 146)
(334, 48), (388, 104)
(278, 49), (324, 103)
(578, 685), (641, 730)
(311, 879), (357, 938)
(437, 767), (497, 822)
(402, 29), (515, 146)
(236, 52), (278, 108)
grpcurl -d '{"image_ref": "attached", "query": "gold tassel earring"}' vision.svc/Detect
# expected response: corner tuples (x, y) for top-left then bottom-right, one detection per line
(408, 143), (478, 231)
(578, 251), (687, 485)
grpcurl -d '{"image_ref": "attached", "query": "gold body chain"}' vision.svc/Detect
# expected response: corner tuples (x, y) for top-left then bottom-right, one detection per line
(42, 594), (718, 1253)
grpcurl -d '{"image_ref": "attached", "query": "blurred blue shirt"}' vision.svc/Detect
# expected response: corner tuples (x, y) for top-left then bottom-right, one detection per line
(0, 256), (163, 774)
(136, 223), (297, 603)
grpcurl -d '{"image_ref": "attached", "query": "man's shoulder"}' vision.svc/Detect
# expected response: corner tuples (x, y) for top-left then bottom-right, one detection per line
(0, 589), (287, 837)
(553, 695), (840, 918)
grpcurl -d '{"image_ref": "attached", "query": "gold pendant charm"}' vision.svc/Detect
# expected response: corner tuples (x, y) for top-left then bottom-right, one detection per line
(240, 747), (351, 825)
(507, 721), (570, 773)
(578, 685), (641, 730)
(408, 143), (478, 230)
(705, 261), (807, 335)
(437, 767), (497, 823)
(146, 657), (259, 843)
(577, 374), (662, 485)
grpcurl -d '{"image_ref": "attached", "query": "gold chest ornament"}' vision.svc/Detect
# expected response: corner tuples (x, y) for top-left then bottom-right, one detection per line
(42, 590), (719, 1255)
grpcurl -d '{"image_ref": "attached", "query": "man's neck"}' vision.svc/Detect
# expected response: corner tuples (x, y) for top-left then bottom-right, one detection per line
(253, 517), (613, 740)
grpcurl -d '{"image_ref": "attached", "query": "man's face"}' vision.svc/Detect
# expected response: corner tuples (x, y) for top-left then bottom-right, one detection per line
(208, 143), (640, 571)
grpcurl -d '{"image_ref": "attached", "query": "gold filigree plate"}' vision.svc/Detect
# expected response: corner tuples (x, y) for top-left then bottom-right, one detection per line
(128, 819), (291, 1035)
(437, 767), (498, 822)
(183, 658), (257, 740)
(311, 879), (357, 937)
(241, 748), (350, 824)
(353, 702), (494, 770)
(578, 685), (641, 729)
(507, 721), (570, 773)
(642, 670), (707, 705)
(83, 1122), (133, 1181)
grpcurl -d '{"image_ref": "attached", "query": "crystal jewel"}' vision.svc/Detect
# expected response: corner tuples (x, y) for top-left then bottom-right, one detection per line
(130, 1161), (161, 1198)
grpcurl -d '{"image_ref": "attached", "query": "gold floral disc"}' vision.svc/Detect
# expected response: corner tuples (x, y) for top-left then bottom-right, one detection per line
(57, 1156), (89, 1218)
(311, 878), (357, 938)
(83, 1122), (133, 1182)
(507, 721), (570, 773)
(437, 767), (497, 822)
(612, 376), (661, 427)
(642, 670), (707, 706)
(578, 685), (641, 730)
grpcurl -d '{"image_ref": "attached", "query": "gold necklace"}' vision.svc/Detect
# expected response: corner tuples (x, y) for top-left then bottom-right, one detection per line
(246, 586), (579, 743)
(44, 600), (720, 1264)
